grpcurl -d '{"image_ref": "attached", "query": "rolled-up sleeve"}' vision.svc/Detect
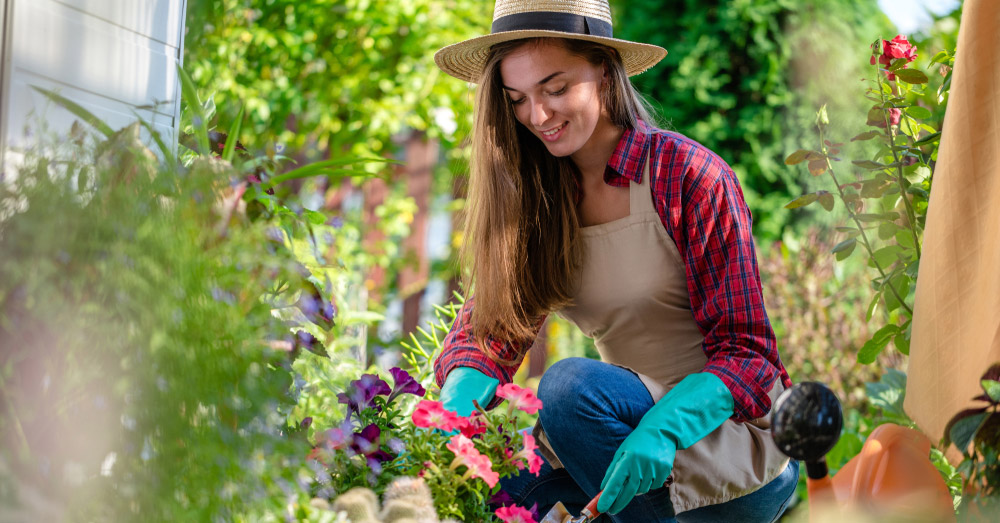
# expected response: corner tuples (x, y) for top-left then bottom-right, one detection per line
(675, 152), (791, 422)
(433, 296), (540, 405)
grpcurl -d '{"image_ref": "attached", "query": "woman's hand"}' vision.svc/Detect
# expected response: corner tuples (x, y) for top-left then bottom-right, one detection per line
(597, 372), (735, 514)
(440, 367), (500, 417)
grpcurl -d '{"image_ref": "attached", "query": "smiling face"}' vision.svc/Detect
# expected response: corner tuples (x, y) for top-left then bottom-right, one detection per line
(499, 40), (611, 159)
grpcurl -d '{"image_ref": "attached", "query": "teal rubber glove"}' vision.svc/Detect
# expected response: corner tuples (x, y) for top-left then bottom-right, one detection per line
(439, 367), (499, 417)
(597, 372), (735, 514)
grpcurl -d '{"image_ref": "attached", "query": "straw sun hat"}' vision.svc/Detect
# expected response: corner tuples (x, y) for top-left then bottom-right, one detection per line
(434, 0), (668, 83)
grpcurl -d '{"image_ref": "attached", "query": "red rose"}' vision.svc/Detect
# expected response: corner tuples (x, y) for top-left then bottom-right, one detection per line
(872, 107), (902, 128)
(870, 35), (918, 81)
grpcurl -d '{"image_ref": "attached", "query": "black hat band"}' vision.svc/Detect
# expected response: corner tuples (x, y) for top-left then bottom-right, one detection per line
(491, 11), (613, 39)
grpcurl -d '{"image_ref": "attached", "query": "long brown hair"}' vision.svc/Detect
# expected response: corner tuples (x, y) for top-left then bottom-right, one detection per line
(463, 37), (655, 363)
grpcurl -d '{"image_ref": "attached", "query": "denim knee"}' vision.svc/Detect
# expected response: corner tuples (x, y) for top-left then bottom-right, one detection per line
(537, 357), (610, 428)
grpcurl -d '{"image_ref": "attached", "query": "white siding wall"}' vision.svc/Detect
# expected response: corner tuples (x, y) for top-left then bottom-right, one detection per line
(1, 0), (186, 168)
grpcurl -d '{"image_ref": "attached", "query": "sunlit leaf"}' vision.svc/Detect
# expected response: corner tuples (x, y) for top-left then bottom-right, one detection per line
(785, 149), (812, 165)
(818, 191), (835, 211)
(895, 68), (929, 84)
(906, 106), (932, 119)
(852, 130), (882, 142)
(859, 324), (900, 364)
(784, 193), (818, 209)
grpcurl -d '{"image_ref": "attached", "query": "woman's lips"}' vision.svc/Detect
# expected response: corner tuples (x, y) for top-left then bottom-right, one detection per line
(540, 122), (567, 142)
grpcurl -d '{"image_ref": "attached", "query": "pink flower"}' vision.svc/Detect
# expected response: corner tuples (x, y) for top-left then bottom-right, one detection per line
(870, 35), (917, 81)
(495, 384), (543, 415)
(446, 434), (479, 458)
(495, 504), (538, 523)
(447, 434), (499, 488)
(411, 400), (461, 432)
(454, 415), (488, 439)
(511, 433), (544, 475)
(465, 452), (500, 488)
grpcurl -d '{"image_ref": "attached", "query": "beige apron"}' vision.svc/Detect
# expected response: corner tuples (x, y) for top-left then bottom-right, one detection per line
(533, 154), (790, 514)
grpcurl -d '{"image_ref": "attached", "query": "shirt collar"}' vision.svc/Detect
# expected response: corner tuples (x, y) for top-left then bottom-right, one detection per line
(605, 119), (653, 184)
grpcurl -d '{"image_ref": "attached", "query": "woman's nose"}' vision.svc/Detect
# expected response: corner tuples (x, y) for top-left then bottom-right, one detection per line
(529, 100), (550, 128)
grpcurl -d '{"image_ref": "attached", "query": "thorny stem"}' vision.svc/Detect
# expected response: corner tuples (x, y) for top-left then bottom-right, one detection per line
(819, 127), (914, 317)
(875, 65), (923, 262)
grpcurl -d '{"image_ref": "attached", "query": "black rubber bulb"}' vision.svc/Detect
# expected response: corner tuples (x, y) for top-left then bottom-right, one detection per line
(771, 382), (843, 479)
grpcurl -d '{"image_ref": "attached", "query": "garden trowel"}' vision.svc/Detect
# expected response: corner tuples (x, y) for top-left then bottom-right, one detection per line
(539, 490), (602, 523)
(540, 477), (673, 522)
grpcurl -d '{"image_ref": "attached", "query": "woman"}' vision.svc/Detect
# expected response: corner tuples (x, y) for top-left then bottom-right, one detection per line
(431, 1), (798, 521)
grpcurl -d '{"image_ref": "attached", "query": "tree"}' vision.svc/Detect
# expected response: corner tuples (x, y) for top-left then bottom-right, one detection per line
(612, 0), (895, 240)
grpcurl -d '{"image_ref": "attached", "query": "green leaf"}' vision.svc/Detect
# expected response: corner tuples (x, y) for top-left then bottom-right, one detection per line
(857, 212), (899, 223)
(32, 86), (114, 138)
(818, 191), (835, 211)
(221, 105), (245, 162)
(930, 50), (949, 64)
(852, 130), (882, 142)
(859, 324), (901, 364)
(866, 369), (908, 419)
(878, 222), (898, 240)
(895, 68), (929, 84)
(784, 193), (818, 209)
(894, 331), (910, 355)
(853, 160), (888, 170)
(914, 132), (942, 147)
(784, 149), (812, 165)
(866, 291), (881, 321)
(895, 229), (916, 249)
(833, 238), (857, 261)
(949, 412), (989, 451)
(982, 380), (1000, 403)
(870, 245), (903, 270)
(304, 210), (327, 225)
(906, 106), (932, 119)
(863, 180), (889, 199)
(177, 64), (211, 155)
(340, 311), (385, 326)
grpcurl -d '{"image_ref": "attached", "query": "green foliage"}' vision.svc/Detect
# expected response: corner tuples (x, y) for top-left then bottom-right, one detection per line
(784, 36), (953, 366)
(184, 0), (489, 157)
(943, 364), (1000, 513)
(0, 71), (400, 519)
(612, 0), (894, 240)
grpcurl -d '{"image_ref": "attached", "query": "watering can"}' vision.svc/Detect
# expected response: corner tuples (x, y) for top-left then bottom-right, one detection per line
(771, 382), (956, 522)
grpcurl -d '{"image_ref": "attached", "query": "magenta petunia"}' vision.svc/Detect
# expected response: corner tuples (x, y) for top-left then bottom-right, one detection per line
(495, 504), (538, 523)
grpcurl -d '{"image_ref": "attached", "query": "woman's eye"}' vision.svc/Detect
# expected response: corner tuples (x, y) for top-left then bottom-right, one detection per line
(510, 97), (526, 105)
(549, 86), (566, 96)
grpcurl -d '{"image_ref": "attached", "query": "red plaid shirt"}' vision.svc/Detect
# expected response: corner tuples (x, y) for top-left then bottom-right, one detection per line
(434, 122), (792, 422)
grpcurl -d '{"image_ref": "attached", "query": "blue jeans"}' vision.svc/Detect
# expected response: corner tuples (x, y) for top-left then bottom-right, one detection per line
(498, 358), (799, 522)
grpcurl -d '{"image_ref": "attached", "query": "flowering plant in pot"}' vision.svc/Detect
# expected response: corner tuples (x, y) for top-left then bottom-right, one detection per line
(309, 366), (545, 522)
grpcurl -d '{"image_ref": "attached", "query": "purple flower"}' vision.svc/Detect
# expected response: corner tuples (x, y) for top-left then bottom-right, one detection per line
(349, 423), (394, 467)
(488, 489), (515, 508)
(350, 423), (381, 455)
(387, 437), (406, 454)
(388, 367), (426, 401)
(337, 374), (391, 416)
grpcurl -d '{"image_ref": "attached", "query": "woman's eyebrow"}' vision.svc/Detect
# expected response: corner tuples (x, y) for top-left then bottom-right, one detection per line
(502, 71), (565, 92)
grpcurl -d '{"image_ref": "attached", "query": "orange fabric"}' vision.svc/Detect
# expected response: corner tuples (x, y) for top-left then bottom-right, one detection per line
(905, 0), (1000, 446)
